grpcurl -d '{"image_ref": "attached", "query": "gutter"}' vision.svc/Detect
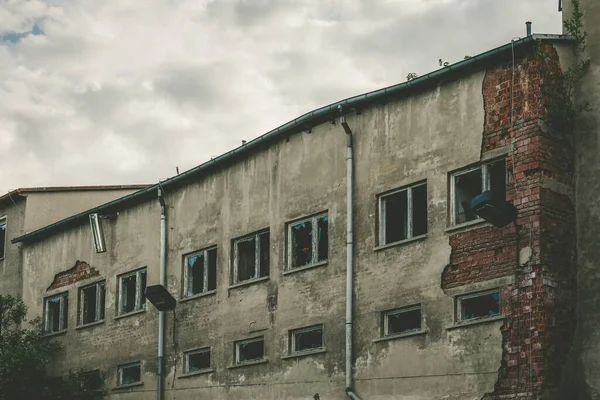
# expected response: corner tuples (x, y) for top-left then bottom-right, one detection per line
(11, 35), (572, 245)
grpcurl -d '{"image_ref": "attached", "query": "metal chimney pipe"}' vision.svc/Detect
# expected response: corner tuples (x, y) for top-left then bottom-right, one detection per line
(526, 21), (532, 36)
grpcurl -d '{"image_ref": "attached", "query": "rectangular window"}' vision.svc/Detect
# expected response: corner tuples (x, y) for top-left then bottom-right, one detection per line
(382, 305), (422, 336)
(118, 268), (147, 315)
(79, 281), (106, 325)
(184, 247), (217, 297)
(235, 337), (265, 364)
(185, 348), (212, 373)
(117, 362), (141, 386)
(457, 290), (501, 322)
(289, 325), (324, 354)
(287, 213), (328, 270)
(378, 183), (427, 245)
(233, 231), (269, 284)
(44, 292), (68, 333)
(0, 216), (6, 260)
(450, 159), (507, 226)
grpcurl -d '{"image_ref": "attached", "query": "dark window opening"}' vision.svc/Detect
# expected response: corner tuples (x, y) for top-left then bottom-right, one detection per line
(412, 185), (428, 237)
(237, 237), (256, 282)
(454, 169), (482, 224)
(289, 213), (328, 269)
(385, 307), (421, 336)
(119, 269), (146, 315)
(187, 252), (205, 296)
(207, 248), (217, 291)
(317, 216), (328, 262)
(291, 221), (313, 268)
(459, 291), (500, 321)
(383, 191), (408, 243)
(0, 218), (6, 259)
(79, 370), (103, 391)
(237, 338), (264, 364)
(234, 232), (269, 283)
(259, 232), (270, 278)
(380, 183), (428, 245)
(81, 283), (105, 325)
(292, 325), (323, 353)
(122, 275), (137, 314)
(140, 271), (147, 307)
(47, 297), (61, 332)
(188, 349), (211, 372)
(119, 363), (141, 386)
(488, 160), (507, 201)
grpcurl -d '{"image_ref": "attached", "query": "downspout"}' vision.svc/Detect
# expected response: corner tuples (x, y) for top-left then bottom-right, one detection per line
(340, 113), (362, 400)
(157, 188), (167, 400)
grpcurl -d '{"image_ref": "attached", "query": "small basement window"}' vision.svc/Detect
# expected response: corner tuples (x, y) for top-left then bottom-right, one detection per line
(233, 230), (269, 284)
(0, 216), (6, 260)
(290, 325), (324, 354)
(185, 348), (212, 373)
(287, 213), (328, 270)
(184, 247), (217, 297)
(117, 362), (141, 386)
(457, 290), (501, 322)
(382, 305), (422, 336)
(378, 182), (427, 245)
(235, 337), (265, 365)
(79, 281), (105, 326)
(44, 292), (68, 334)
(118, 268), (147, 315)
(450, 159), (507, 226)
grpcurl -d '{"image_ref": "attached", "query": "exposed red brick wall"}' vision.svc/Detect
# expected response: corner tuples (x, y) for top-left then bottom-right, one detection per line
(47, 260), (100, 291)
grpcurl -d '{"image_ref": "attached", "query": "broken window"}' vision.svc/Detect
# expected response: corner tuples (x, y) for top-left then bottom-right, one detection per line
(235, 337), (265, 364)
(79, 281), (105, 326)
(457, 290), (501, 322)
(288, 213), (328, 270)
(233, 231), (269, 284)
(184, 247), (217, 297)
(44, 292), (68, 334)
(117, 362), (141, 386)
(378, 182), (427, 246)
(382, 305), (422, 336)
(118, 268), (147, 315)
(450, 159), (507, 225)
(79, 370), (103, 392)
(185, 348), (212, 373)
(0, 216), (5, 260)
(290, 325), (324, 354)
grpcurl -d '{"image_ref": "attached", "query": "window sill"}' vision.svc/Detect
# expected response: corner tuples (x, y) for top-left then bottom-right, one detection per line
(445, 218), (488, 233)
(282, 348), (327, 360)
(177, 369), (215, 379)
(114, 309), (146, 320)
(179, 290), (216, 303)
(112, 382), (143, 391)
(229, 276), (269, 290)
(76, 320), (105, 330)
(43, 329), (68, 338)
(374, 234), (428, 252)
(283, 260), (328, 276)
(446, 315), (505, 330)
(372, 329), (428, 343)
(226, 359), (268, 369)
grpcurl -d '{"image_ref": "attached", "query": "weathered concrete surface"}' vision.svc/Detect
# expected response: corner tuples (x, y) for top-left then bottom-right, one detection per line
(0, 200), (25, 298)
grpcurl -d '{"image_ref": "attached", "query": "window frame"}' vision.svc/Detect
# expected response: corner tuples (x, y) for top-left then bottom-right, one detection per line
(232, 230), (270, 285)
(117, 361), (142, 386)
(378, 181), (427, 246)
(456, 289), (501, 323)
(183, 246), (217, 298)
(234, 336), (265, 365)
(117, 268), (147, 316)
(289, 324), (324, 355)
(44, 291), (68, 334)
(286, 212), (329, 271)
(0, 215), (6, 261)
(184, 347), (212, 374)
(78, 280), (106, 326)
(381, 304), (422, 337)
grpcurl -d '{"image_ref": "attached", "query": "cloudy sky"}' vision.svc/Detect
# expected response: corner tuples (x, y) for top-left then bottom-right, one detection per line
(0, 0), (562, 194)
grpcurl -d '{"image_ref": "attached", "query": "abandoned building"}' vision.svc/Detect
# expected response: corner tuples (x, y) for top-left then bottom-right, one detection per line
(2, 1), (600, 399)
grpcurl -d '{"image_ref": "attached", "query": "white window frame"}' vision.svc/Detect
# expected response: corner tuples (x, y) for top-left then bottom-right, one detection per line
(44, 292), (68, 334)
(289, 324), (324, 354)
(184, 347), (212, 373)
(78, 281), (105, 326)
(232, 231), (269, 284)
(286, 212), (328, 270)
(183, 247), (216, 297)
(0, 215), (6, 260)
(378, 182), (426, 246)
(235, 336), (265, 365)
(117, 268), (147, 315)
(382, 305), (422, 337)
(456, 289), (501, 322)
(117, 361), (141, 386)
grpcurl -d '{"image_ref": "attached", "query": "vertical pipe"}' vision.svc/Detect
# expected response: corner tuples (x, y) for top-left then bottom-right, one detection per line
(157, 188), (167, 400)
(526, 21), (532, 36)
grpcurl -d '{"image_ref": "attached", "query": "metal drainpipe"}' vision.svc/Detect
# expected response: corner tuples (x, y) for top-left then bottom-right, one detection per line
(157, 188), (167, 400)
(340, 114), (362, 400)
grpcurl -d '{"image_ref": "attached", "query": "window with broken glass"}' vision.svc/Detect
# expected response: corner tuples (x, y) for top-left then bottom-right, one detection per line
(0, 216), (6, 260)
(382, 305), (422, 336)
(184, 347), (212, 373)
(378, 183), (427, 246)
(232, 231), (269, 284)
(450, 159), (507, 226)
(183, 247), (217, 297)
(117, 362), (141, 386)
(117, 268), (147, 315)
(235, 337), (265, 365)
(289, 324), (324, 354)
(78, 281), (105, 326)
(287, 213), (328, 270)
(456, 289), (501, 322)
(44, 292), (68, 334)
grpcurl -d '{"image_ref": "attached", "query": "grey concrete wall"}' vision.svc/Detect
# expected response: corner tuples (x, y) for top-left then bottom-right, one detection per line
(0, 200), (25, 297)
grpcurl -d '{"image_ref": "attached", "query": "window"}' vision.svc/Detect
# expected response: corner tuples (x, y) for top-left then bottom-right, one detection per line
(235, 337), (265, 364)
(79, 370), (103, 392)
(0, 216), (6, 260)
(232, 231), (269, 284)
(450, 159), (507, 225)
(378, 183), (427, 245)
(287, 213), (328, 270)
(118, 268), (147, 315)
(289, 325), (324, 354)
(79, 281), (105, 325)
(382, 305), (422, 336)
(184, 247), (217, 297)
(457, 290), (501, 322)
(117, 362), (141, 386)
(44, 292), (68, 333)
(184, 348), (212, 373)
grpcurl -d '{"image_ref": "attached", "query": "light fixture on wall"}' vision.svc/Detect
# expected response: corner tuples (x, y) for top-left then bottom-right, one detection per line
(89, 213), (106, 253)
(145, 285), (176, 312)
(469, 190), (518, 228)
